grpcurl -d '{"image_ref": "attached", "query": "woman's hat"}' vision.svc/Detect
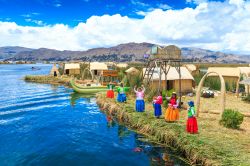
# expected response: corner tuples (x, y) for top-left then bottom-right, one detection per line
(188, 101), (194, 107)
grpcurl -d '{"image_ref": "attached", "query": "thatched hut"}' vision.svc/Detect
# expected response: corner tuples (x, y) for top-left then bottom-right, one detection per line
(207, 67), (240, 91)
(50, 64), (60, 77)
(238, 67), (250, 93)
(238, 67), (250, 78)
(64, 63), (80, 75)
(125, 67), (139, 75)
(239, 78), (250, 95)
(143, 67), (195, 93)
(116, 63), (128, 68)
(183, 64), (198, 75)
(89, 62), (108, 76)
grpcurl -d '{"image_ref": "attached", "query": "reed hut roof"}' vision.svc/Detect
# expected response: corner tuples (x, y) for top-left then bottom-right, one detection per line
(50, 64), (60, 76)
(207, 67), (240, 77)
(238, 67), (250, 77)
(89, 62), (108, 71)
(143, 66), (194, 81)
(239, 78), (250, 85)
(64, 63), (80, 70)
(149, 45), (181, 60)
(105, 62), (116, 66)
(125, 67), (139, 74)
(183, 64), (197, 72)
(116, 63), (128, 68)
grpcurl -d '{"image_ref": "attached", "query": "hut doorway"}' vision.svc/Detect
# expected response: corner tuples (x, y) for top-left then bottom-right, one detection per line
(167, 80), (174, 90)
(94, 70), (98, 75)
(65, 69), (69, 75)
(195, 72), (226, 117)
(54, 71), (57, 77)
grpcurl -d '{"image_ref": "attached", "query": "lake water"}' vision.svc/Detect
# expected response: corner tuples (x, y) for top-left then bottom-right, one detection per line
(0, 64), (188, 166)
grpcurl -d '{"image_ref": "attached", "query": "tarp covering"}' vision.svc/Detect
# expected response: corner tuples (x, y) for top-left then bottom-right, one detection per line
(239, 78), (250, 85)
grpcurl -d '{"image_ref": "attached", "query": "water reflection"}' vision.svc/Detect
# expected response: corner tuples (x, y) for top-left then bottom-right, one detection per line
(118, 125), (132, 139)
(106, 114), (186, 166)
(106, 115), (116, 128)
(70, 93), (95, 106)
(69, 92), (189, 166)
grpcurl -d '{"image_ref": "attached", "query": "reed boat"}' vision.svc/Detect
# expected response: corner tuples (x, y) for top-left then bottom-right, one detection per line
(70, 79), (107, 94)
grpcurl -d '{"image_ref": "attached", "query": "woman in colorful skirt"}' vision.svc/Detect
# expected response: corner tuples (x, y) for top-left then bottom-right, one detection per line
(165, 92), (179, 122)
(134, 85), (145, 112)
(186, 101), (198, 134)
(106, 82), (115, 98)
(153, 91), (163, 118)
(117, 83), (127, 103)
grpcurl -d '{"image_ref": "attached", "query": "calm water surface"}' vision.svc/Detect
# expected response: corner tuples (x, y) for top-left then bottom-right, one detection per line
(0, 64), (188, 166)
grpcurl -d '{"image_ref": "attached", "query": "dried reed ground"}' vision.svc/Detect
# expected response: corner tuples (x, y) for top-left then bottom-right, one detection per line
(97, 93), (250, 166)
(24, 75), (70, 85)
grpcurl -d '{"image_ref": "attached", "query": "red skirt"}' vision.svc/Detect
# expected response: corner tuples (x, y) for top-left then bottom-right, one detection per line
(186, 117), (198, 134)
(106, 90), (114, 98)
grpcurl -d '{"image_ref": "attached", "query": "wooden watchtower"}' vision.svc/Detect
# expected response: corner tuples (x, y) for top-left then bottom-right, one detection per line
(143, 45), (182, 104)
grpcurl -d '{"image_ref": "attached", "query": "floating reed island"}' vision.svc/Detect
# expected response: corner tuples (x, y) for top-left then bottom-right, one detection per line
(96, 93), (250, 166)
(24, 75), (70, 85)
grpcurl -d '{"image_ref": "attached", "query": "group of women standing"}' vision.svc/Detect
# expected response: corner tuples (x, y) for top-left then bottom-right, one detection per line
(106, 82), (198, 134)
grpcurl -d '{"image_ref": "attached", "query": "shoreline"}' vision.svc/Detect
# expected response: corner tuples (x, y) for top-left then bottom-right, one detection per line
(96, 93), (250, 166)
(96, 94), (207, 165)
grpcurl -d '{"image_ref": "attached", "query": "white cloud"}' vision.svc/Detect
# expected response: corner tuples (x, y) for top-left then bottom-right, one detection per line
(25, 18), (46, 26)
(131, 0), (149, 7)
(157, 3), (171, 10)
(54, 3), (61, 7)
(186, 0), (207, 4)
(135, 11), (148, 16)
(21, 12), (40, 18)
(53, 0), (62, 7)
(0, 0), (250, 54)
(21, 14), (31, 18)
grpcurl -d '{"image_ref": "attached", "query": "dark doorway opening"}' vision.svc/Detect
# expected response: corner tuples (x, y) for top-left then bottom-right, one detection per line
(54, 71), (57, 77)
(94, 70), (98, 75)
(167, 80), (174, 90)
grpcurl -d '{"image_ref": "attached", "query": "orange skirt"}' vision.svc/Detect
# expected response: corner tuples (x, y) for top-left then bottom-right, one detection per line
(165, 106), (179, 122)
(106, 90), (114, 98)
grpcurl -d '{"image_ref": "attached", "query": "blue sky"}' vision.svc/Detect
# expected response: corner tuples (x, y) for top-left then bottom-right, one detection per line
(0, 0), (249, 54)
(0, 0), (215, 26)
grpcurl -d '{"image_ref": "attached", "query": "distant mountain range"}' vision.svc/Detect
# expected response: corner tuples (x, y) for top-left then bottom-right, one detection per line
(0, 43), (249, 63)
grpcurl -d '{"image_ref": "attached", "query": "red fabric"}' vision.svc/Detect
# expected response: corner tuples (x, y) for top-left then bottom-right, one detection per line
(106, 90), (114, 98)
(155, 96), (163, 104)
(169, 97), (177, 106)
(186, 117), (198, 134)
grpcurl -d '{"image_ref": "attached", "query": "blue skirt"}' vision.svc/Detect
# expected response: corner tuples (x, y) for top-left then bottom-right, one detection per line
(117, 93), (126, 102)
(135, 100), (145, 112)
(154, 103), (162, 117)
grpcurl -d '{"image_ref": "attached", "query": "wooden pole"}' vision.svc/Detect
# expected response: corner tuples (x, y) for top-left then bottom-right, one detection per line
(178, 61), (182, 107)
(236, 77), (240, 97)
(159, 61), (162, 93)
(248, 85), (250, 95)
